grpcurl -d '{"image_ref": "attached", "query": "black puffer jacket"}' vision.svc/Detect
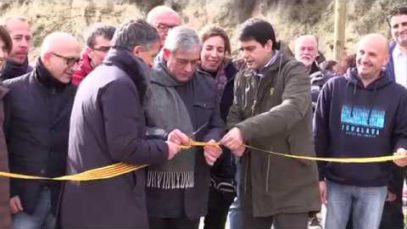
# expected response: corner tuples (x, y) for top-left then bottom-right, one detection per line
(4, 59), (76, 214)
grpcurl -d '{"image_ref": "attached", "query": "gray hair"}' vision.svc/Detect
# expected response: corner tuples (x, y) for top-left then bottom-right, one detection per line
(2, 15), (31, 30)
(164, 26), (201, 53)
(146, 5), (180, 25)
(84, 23), (116, 48)
(112, 19), (159, 51)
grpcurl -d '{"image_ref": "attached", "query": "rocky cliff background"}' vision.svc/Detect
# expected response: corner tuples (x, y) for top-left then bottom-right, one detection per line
(0, 0), (405, 60)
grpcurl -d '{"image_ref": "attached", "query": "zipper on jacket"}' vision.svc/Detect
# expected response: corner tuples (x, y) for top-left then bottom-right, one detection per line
(251, 76), (262, 115)
(266, 155), (271, 192)
(251, 99), (257, 115)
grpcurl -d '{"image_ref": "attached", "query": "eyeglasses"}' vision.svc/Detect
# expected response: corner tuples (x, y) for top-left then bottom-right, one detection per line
(92, 46), (111, 52)
(174, 57), (200, 67)
(156, 23), (178, 32)
(50, 52), (80, 67)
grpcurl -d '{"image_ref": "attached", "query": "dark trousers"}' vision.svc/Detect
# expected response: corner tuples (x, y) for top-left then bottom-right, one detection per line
(380, 167), (405, 229)
(204, 187), (235, 229)
(240, 184), (308, 229)
(379, 199), (404, 229)
(148, 217), (200, 229)
(241, 210), (308, 229)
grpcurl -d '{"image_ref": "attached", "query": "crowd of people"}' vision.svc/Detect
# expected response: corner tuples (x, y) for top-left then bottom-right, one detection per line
(0, 4), (406, 229)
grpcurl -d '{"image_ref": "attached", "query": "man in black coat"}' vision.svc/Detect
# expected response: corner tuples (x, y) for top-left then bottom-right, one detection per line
(0, 16), (33, 80)
(4, 32), (81, 229)
(60, 20), (181, 229)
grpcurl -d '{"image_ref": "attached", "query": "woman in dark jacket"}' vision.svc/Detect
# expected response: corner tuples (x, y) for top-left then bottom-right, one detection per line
(198, 25), (238, 229)
(0, 25), (13, 229)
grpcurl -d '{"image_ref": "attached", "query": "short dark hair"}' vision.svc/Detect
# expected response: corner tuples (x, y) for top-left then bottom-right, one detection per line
(320, 60), (337, 72)
(238, 18), (280, 50)
(112, 19), (159, 51)
(0, 25), (12, 54)
(85, 23), (116, 48)
(387, 6), (407, 26)
(200, 25), (231, 55)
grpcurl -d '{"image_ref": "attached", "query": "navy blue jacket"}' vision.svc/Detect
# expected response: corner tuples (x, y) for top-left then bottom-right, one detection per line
(314, 68), (407, 187)
(4, 59), (76, 215)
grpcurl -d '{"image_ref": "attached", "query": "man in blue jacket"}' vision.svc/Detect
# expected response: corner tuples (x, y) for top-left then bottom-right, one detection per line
(381, 6), (407, 229)
(315, 33), (407, 229)
(386, 6), (407, 83)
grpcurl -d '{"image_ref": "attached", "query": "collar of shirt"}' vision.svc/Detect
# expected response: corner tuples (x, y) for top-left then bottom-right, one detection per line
(392, 44), (407, 87)
(393, 44), (407, 58)
(255, 50), (280, 78)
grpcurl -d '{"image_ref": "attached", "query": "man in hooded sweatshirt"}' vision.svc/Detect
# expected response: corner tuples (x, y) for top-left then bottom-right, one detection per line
(314, 33), (407, 229)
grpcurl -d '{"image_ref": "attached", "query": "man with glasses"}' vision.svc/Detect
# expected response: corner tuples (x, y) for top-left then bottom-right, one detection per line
(72, 23), (115, 85)
(0, 16), (33, 80)
(3, 32), (80, 229)
(146, 5), (182, 47)
(145, 26), (224, 229)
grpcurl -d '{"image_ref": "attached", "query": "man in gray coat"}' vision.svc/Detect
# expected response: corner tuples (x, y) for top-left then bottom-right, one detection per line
(221, 18), (320, 229)
(145, 26), (224, 229)
(60, 20), (181, 229)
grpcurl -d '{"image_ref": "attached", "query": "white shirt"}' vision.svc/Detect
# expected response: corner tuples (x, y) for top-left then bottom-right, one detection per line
(392, 44), (407, 88)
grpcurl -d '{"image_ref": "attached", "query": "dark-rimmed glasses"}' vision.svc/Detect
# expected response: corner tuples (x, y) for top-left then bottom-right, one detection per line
(156, 23), (178, 32)
(174, 57), (200, 67)
(50, 52), (80, 67)
(92, 46), (111, 52)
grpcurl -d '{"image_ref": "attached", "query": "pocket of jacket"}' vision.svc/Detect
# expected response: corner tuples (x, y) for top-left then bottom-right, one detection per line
(194, 101), (216, 110)
(287, 134), (313, 167)
(193, 101), (216, 129)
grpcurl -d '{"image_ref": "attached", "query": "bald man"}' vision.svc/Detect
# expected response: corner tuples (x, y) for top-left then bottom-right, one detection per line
(146, 5), (182, 47)
(314, 33), (407, 229)
(3, 32), (80, 229)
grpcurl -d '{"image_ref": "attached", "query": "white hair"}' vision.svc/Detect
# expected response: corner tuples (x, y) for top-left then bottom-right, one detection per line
(146, 5), (180, 24)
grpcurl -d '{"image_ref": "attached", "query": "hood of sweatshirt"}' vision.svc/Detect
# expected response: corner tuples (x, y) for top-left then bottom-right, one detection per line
(344, 67), (392, 91)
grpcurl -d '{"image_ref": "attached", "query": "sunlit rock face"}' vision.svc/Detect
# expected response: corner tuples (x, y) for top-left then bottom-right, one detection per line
(1, 0), (404, 59)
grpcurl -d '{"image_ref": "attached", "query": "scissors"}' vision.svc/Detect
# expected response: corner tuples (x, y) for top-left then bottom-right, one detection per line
(189, 121), (209, 138)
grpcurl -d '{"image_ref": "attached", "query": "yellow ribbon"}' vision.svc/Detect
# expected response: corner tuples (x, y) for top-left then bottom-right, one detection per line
(0, 140), (405, 181)
(185, 140), (407, 163)
(243, 144), (406, 163)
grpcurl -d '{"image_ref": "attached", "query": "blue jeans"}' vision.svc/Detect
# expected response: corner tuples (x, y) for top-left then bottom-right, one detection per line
(228, 197), (242, 229)
(12, 189), (55, 229)
(228, 157), (242, 229)
(325, 181), (387, 229)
